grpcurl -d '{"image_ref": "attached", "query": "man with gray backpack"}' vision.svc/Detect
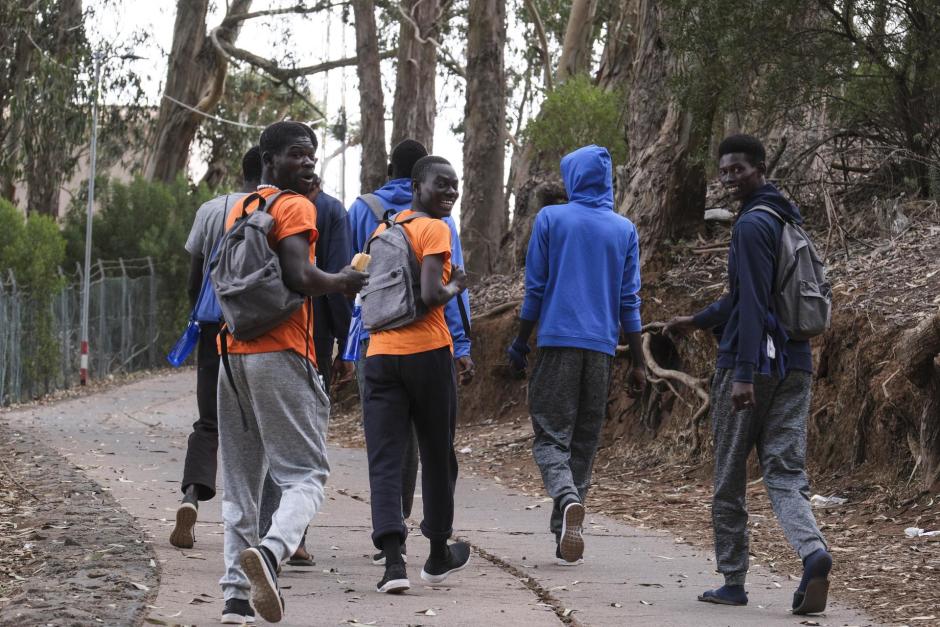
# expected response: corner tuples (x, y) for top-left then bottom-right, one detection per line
(665, 134), (833, 616)
(211, 121), (368, 624)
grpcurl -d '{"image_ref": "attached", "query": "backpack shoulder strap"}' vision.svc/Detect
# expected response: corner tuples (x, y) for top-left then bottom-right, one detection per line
(747, 204), (787, 223)
(360, 193), (388, 222)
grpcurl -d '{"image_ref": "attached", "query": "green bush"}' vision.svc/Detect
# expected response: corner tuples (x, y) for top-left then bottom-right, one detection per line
(525, 75), (627, 165)
(0, 198), (66, 391)
(62, 176), (215, 351)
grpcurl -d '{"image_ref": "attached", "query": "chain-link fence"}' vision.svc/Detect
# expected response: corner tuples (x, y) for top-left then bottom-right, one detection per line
(0, 257), (159, 405)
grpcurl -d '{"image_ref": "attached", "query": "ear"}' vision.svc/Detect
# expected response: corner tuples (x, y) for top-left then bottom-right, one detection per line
(757, 160), (767, 175)
(262, 150), (274, 166)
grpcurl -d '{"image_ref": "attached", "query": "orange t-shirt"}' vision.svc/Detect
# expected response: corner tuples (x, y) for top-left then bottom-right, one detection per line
(367, 210), (453, 357)
(218, 187), (320, 365)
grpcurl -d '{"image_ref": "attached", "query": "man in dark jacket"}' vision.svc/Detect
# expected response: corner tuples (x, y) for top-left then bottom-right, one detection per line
(666, 134), (832, 615)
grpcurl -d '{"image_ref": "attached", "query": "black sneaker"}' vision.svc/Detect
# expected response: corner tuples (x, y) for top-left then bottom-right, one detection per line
(240, 546), (284, 623)
(420, 541), (471, 584)
(169, 486), (198, 549)
(558, 500), (585, 563)
(371, 543), (407, 565)
(376, 562), (410, 594)
(221, 597), (256, 624)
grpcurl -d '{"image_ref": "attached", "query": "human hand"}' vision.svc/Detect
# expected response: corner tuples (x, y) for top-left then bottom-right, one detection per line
(455, 356), (475, 385)
(506, 338), (530, 375)
(331, 357), (355, 389)
(663, 315), (696, 337)
(338, 266), (369, 297)
(448, 265), (467, 293)
(731, 381), (756, 412)
(626, 366), (647, 398)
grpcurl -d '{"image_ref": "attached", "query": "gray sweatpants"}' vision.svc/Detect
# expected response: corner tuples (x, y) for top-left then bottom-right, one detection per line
(217, 350), (331, 601)
(529, 347), (612, 538)
(710, 368), (827, 585)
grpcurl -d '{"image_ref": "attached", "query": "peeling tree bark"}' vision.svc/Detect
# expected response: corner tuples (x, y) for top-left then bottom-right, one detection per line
(460, 0), (506, 277)
(899, 312), (940, 491)
(390, 0), (441, 150)
(353, 0), (388, 193)
(144, 0), (251, 183)
(601, 0), (713, 265)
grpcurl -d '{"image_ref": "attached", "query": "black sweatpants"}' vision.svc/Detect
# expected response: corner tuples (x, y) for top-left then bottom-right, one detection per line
(181, 322), (221, 500)
(363, 346), (458, 548)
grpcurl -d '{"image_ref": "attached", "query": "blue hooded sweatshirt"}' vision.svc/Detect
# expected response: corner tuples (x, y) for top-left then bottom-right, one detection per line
(520, 145), (642, 355)
(692, 182), (813, 382)
(346, 177), (471, 359)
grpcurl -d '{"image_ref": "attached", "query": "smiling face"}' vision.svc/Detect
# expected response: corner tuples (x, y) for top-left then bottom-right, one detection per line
(264, 133), (318, 194)
(413, 163), (459, 218)
(718, 152), (765, 203)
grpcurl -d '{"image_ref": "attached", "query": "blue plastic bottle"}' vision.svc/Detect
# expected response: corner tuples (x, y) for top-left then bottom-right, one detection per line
(167, 320), (200, 367)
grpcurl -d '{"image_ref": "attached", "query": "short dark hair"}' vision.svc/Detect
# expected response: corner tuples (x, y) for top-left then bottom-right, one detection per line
(718, 134), (766, 167)
(412, 155), (452, 185)
(242, 145), (262, 183)
(259, 121), (316, 156)
(390, 139), (429, 179)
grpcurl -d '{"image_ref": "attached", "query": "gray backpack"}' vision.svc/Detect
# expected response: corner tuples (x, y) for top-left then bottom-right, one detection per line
(360, 212), (429, 332)
(210, 191), (305, 341)
(748, 205), (832, 340)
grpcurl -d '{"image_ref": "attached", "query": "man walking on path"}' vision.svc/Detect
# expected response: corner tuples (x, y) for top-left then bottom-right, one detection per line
(347, 139), (474, 565)
(665, 134), (832, 615)
(170, 146), (261, 551)
(257, 171), (355, 567)
(506, 144), (647, 564)
(215, 121), (368, 624)
(361, 155), (471, 595)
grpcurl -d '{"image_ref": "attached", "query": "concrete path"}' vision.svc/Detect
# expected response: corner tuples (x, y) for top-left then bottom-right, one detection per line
(4, 372), (877, 626)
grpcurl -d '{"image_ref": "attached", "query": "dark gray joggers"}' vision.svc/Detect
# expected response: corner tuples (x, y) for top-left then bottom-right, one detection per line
(710, 368), (827, 585)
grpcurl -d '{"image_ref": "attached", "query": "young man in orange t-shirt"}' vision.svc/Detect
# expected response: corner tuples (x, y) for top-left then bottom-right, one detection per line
(362, 156), (471, 594)
(215, 121), (368, 624)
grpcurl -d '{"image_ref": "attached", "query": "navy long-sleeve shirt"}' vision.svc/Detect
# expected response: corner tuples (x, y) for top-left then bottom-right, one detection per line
(520, 145), (642, 355)
(311, 189), (353, 352)
(692, 183), (812, 382)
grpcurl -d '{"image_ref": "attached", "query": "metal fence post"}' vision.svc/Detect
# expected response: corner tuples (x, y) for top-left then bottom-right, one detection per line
(147, 256), (157, 367)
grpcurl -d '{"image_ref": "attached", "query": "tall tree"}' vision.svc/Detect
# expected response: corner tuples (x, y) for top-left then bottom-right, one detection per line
(557, 0), (599, 81)
(353, 0), (389, 193)
(390, 0), (443, 149)
(144, 0), (252, 183)
(460, 0), (507, 277)
(602, 0), (712, 264)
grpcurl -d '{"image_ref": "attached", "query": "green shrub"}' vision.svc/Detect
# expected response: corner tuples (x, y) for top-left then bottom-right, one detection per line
(0, 198), (66, 391)
(525, 75), (627, 165)
(62, 176), (215, 351)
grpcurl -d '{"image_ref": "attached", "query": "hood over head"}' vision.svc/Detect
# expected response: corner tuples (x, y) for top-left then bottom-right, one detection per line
(744, 182), (803, 225)
(373, 177), (414, 206)
(560, 145), (614, 209)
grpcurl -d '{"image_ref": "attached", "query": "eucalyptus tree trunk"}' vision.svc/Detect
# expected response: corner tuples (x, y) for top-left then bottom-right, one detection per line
(353, 0), (388, 193)
(144, 0), (251, 183)
(390, 0), (441, 150)
(460, 0), (506, 277)
(557, 0), (598, 81)
(607, 0), (711, 264)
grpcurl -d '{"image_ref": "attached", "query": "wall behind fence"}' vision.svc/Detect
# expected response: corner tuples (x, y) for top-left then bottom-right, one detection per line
(0, 257), (160, 405)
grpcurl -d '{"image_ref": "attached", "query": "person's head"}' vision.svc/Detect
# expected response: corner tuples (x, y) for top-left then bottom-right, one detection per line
(389, 139), (429, 180)
(717, 134), (767, 202)
(241, 145), (262, 189)
(258, 121), (318, 194)
(305, 173), (322, 201)
(411, 155), (458, 219)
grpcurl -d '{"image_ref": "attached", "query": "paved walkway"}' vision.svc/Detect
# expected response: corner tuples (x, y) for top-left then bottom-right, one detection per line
(5, 372), (876, 626)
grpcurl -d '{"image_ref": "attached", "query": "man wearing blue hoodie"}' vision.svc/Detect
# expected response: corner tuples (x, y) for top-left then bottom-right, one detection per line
(665, 134), (832, 615)
(507, 145), (647, 565)
(347, 139), (474, 564)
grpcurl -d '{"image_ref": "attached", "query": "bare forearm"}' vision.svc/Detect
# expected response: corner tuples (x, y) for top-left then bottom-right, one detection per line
(284, 264), (344, 297)
(421, 282), (461, 308)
